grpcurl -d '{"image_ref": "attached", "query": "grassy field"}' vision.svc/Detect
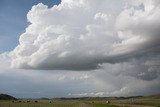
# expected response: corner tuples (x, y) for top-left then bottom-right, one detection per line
(0, 100), (117, 107)
(111, 97), (160, 107)
(0, 96), (160, 107)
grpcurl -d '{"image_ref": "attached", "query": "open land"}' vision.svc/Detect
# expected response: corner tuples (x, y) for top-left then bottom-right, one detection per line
(0, 94), (160, 107)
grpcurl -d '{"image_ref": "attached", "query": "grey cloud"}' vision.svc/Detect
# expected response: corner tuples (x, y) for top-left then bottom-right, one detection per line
(0, 60), (159, 97)
(102, 53), (160, 81)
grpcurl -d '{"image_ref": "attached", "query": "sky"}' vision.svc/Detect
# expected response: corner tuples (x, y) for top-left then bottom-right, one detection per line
(0, 0), (160, 98)
(0, 0), (61, 52)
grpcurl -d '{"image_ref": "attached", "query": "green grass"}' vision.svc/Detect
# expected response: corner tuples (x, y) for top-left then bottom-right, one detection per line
(0, 100), (90, 107)
(111, 98), (160, 107)
(0, 97), (160, 107)
(90, 103), (118, 107)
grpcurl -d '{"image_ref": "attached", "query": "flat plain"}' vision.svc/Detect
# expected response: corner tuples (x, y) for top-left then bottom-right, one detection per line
(0, 95), (160, 107)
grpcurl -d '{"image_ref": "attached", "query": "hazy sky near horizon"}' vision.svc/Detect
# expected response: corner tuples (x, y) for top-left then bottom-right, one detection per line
(0, 0), (160, 98)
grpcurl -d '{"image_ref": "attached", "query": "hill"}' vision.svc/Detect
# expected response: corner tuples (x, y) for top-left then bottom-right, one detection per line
(0, 94), (17, 100)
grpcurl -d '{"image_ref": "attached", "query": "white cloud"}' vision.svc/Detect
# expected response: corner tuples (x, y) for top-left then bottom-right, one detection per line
(9, 0), (160, 72)
(0, 0), (160, 97)
(68, 92), (105, 97)
(9, 0), (121, 70)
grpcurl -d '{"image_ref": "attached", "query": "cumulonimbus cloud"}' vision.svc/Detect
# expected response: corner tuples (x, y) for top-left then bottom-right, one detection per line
(9, 0), (160, 74)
